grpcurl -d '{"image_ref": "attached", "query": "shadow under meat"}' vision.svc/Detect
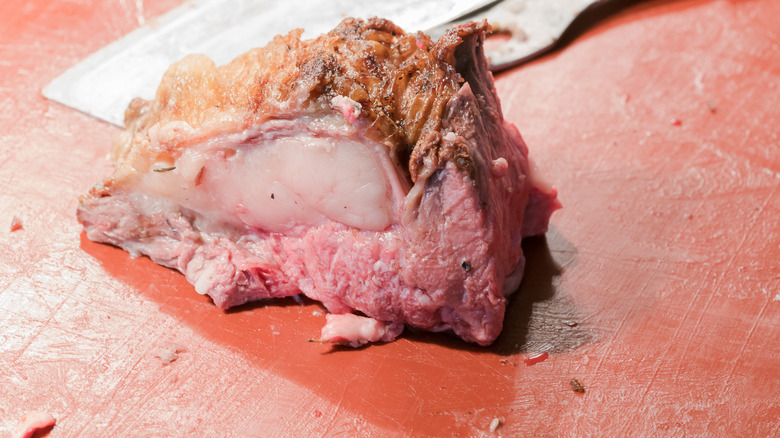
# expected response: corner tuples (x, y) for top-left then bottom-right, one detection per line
(401, 228), (590, 355)
(493, 231), (590, 356)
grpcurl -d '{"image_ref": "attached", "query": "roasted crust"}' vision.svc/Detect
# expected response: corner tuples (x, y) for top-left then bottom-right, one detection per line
(114, 17), (490, 183)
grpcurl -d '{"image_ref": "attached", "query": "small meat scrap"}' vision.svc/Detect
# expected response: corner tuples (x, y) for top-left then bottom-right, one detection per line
(330, 95), (361, 124)
(317, 313), (403, 347)
(10, 215), (23, 232)
(570, 378), (586, 393)
(13, 411), (56, 438)
(524, 352), (548, 366)
(489, 417), (503, 433)
(152, 343), (186, 365)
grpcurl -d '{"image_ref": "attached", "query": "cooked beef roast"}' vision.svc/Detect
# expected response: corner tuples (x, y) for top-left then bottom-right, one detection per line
(77, 18), (560, 346)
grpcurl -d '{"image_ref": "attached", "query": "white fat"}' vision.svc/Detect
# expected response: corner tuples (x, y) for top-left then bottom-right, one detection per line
(373, 260), (390, 273)
(503, 257), (526, 296)
(139, 120), (397, 233)
(185, 252), (208, 294)
(526, 155), (555, 195)
(320, 313), (387, 346)
(193, 259), (219, 295)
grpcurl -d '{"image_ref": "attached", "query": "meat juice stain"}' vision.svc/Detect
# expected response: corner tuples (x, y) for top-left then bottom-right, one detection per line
(10, 216), (23, 232)
(524, 352), (548, 366)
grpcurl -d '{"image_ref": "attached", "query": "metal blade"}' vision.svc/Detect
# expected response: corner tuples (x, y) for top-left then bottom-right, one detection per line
(44, 0), (638, 126)
(430, 0), (646, 72)
(429, 0), (599, 70)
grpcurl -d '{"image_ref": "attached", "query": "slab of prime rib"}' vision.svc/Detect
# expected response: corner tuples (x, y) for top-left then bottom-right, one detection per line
(77, 18), (560, 346)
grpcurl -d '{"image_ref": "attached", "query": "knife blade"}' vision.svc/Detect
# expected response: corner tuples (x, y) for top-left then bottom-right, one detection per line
(42, 0), (640, 126)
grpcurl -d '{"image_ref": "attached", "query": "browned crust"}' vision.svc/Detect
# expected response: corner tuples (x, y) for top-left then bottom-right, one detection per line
(113, 18), (490, 183)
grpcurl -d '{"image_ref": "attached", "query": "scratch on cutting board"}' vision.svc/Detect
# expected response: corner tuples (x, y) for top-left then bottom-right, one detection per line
(673, 184), (777, 380)
(6, 295), (69, 365)
(724, 298), (770, 386)
(590, 273), (658, 377)
(119, 0), (145, 26)
(361, 398), (407, 431)
(693, 69), (705, 94)
(320, 380), (352, 436)
(634, 362), (663, 412)
(720, 85), (758, 127)
(639, 59), (668, 98)
(667, 265), (715, 383)
(135, 0), (145, 25)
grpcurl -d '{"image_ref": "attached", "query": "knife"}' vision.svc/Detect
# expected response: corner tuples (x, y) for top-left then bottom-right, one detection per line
(42, 0), (642, 127)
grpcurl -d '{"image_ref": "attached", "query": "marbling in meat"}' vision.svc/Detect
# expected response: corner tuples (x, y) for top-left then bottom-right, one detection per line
(77, 18), (560, 346)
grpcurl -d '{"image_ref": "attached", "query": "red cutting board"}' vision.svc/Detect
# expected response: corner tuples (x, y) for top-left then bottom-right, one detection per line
(1, 0), (778, 436)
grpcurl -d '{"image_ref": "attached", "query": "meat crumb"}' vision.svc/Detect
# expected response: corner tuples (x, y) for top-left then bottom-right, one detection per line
(570, 378), (586, 393)
(319, 313), (403, 347)
(489, 417), (502, 432)
(330, 95), (361, 123)
(152, 343), (186, 365)
(524, 352), (548, 366)
(313, 410), (322, 418)
(13, 411), (56, 438)
(10, 216), (23, 232)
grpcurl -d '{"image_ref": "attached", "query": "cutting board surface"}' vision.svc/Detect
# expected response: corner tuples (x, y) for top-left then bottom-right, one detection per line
(1, 0), (778, 436)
